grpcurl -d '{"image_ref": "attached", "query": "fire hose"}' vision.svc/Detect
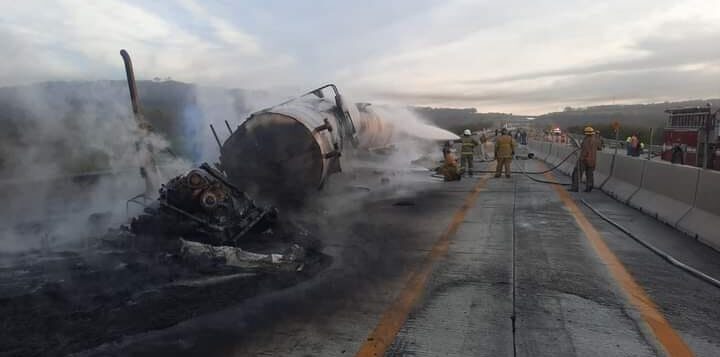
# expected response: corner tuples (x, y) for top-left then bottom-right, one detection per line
(580, 199), (720, 289)
(456, 148), (580, 186)
(454, 141), (720, 288)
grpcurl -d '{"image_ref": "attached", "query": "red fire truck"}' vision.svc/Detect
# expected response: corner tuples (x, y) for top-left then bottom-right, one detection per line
(661, 105), (720, 169)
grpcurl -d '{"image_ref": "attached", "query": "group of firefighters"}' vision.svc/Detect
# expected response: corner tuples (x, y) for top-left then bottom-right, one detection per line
(439, 126), (602, 193)
(439, 128), (517, 181)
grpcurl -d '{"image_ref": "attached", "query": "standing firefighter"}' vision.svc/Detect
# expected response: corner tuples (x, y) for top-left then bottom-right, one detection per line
(479, 133), (490, 161)
(460, 129), (479, 176)
(494, 128), (516, 178)
(570, 126), (602, 192)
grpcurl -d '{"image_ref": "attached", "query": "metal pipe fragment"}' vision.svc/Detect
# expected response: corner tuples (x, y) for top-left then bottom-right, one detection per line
(210, 124), (222, 150)
(120, 49), (162, 197)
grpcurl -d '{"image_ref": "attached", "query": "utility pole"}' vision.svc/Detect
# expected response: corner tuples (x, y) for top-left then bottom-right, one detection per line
(703, 104), (712, 169)
(612, 120), (620, 155)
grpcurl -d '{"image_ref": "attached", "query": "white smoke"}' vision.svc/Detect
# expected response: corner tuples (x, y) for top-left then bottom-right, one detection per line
(0, 80), (461, 253)
(0, 81), (190, 253)
(188, 86), (290, 163)
(326, 103), (458, 203)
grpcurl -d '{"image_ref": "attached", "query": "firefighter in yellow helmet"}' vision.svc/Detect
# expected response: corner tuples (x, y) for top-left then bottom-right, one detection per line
(570, 126), (602, 192)
(460, 129), (479, 176)
(494, 128), (516, 178)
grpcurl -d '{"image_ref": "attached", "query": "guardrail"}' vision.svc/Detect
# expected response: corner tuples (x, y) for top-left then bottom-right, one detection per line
(528, 139), (720, 252)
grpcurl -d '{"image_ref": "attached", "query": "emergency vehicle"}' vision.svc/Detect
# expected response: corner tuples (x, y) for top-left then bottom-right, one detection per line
(661, 105), (720, 169)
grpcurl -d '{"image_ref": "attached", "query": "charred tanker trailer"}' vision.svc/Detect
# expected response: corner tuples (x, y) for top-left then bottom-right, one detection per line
(220, 84), (395, 199)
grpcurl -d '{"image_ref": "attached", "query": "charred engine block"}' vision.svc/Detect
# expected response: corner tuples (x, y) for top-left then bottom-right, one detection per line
(130, 163), (276, 245)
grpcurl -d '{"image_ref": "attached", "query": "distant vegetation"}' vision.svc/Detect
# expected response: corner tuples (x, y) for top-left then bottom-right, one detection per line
(534, 99), (720, 141)
(411, 107), (515, 135)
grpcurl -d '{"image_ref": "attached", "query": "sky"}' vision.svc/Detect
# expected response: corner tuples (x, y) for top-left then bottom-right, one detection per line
(0, 0), (719, 114)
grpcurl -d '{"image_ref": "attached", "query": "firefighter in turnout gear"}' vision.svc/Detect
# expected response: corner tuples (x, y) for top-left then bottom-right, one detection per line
(440, 147), (462, 181)
(494, 128), (516, 178)
(570, 126), (602, 192)
(460, 129), (479, 176)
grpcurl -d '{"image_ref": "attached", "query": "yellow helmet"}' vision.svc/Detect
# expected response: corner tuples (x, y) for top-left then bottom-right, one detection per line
(583, 126), (595, 135)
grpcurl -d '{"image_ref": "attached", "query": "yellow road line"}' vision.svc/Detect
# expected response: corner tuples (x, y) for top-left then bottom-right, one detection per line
(547, 171), (694, 357)
(354, 176), (491, 357)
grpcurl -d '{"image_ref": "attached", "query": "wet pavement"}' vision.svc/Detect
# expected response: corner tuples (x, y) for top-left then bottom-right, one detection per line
(35, 160), (720, 356)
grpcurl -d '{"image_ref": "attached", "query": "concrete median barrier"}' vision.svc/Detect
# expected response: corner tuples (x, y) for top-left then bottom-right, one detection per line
(548, 144), (566, 168)
(556, 146), (575, 176)
(677, 170), (720, 250)
(529, 140), (544, 160)
(595, 152), (614, 188)
(546, 143), (560, 166)
(628, 160), (700, 225)
(543, 142), (554, 161)
(601, 155), (645, 202)
(565, 147), (580, 176)
(534, 142), (545, 161)
(528, 140), (539, 155)
(538, 142), (551, 161)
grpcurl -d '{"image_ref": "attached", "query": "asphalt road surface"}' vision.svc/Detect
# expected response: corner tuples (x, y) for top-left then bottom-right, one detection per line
(79, 160), (720, 357)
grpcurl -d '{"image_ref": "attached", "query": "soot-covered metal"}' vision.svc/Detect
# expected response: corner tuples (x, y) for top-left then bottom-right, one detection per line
(220, 84), (395, 200)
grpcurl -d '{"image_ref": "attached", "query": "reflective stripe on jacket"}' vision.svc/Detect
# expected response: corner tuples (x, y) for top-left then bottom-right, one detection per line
(460, 136), (478, 155)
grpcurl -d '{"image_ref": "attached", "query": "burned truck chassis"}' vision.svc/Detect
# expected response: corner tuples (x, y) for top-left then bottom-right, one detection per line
(114, 49), (318, 269)
(129, 163), (277, 246)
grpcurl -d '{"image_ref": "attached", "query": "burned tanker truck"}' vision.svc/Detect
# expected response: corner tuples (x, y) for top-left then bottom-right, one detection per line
(120, 50), (399, 267)
(219, 84), (395, 200)
(117, 50), (312, 268)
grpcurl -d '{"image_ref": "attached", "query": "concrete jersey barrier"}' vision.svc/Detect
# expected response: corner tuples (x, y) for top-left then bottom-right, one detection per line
(541, 142), (553, 161)
(601, 155), (645, 202)
(677, 170), (720, 250)
(628, 160), (700, 225)
(566, 146), (580, 176)
(532, 139), (719, 252)
(557, 146), (576, 176)
(548, 144), (568, 169)
(594, 152), (614, 188)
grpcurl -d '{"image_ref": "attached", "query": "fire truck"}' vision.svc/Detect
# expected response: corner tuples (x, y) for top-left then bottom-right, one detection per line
(661, 104), (720, 169)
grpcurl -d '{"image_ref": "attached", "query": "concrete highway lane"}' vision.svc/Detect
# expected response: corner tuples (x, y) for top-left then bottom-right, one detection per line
(85, 160), (720, 357)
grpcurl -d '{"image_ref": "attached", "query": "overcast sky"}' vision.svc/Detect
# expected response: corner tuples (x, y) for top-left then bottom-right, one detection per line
(1, 0), (719, 114)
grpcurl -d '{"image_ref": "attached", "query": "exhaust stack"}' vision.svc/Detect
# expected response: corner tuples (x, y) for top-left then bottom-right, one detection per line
(120, 49), (162, 197)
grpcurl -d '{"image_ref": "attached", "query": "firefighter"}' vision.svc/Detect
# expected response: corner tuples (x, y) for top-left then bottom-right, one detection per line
(483, 136), (495, 161)
(440, 147), (461, 181)
(494, 128), (515, 178)
(460, 129), (479, 176)
(570, 126), (601, 192)
(479, 133), (489, 161)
